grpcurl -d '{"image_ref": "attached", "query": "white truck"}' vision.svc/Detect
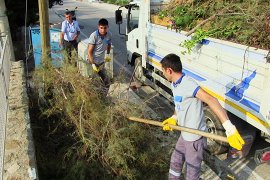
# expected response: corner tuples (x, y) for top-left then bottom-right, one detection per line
(115, 0), (270, 154)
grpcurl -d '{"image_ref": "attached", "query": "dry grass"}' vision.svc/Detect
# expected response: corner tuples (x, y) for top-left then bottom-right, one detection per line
(30, 52), (171, 179)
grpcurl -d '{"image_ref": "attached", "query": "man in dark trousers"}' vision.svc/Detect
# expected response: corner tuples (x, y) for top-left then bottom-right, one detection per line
(87, 18), (112, 92)
(161, 53), (245, 180)
(59, 11), (80, 57)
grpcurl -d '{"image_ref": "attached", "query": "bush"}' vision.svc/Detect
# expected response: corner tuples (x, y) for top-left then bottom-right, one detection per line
(31, 52), (170, 179)
(116, 0), (129, 5)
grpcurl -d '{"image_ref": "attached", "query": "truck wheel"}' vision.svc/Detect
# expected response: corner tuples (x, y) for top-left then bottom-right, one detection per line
(134, 57), (143, 81)
(204, 106), (228, 155)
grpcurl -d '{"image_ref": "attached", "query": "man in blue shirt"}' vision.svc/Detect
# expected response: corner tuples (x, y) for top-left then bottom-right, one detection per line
(161, 53), (244, 180)
(59, 11), (80, 57)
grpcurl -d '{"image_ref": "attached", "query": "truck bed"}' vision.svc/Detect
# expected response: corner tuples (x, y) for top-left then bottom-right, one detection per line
(146, 23), (270, 134)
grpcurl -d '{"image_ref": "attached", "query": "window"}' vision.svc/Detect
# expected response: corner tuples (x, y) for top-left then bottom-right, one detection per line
(127, 6), (139, 33)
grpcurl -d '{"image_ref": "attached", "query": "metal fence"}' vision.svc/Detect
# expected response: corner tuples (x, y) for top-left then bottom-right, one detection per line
(0, 35), (11, 180)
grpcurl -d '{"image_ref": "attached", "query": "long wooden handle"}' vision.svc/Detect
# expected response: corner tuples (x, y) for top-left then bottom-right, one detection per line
(128, 117), (228, 143)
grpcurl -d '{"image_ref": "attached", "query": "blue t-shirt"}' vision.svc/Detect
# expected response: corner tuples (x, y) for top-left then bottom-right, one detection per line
(172, 73), (206, 141)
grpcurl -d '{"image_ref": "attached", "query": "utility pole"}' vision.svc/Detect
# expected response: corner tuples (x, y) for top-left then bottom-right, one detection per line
(38, 0), (51, 64)
(0, 0), (15, 61)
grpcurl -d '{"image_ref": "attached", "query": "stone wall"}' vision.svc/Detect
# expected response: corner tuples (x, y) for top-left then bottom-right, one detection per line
(4, 61), (37, 180)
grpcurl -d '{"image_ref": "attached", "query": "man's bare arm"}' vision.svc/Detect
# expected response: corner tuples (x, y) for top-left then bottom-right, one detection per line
(59, 32), (64, 47)
(196, 88), (229, 123)
(73, 31), (80, 41)
(196, 87), (245, 150)
(87, 44), (95, 64)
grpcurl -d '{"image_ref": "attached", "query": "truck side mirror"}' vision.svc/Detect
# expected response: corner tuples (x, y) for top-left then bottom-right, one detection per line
(115, 10), (123, 24)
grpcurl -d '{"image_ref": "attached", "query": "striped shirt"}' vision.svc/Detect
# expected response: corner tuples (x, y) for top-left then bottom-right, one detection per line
(88, 30), (112, 64)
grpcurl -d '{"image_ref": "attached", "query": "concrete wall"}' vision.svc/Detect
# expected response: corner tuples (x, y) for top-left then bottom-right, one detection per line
(4, 61), (37, 180)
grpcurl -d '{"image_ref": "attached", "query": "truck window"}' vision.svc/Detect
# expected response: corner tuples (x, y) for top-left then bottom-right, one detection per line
(127, 6), (139, 33)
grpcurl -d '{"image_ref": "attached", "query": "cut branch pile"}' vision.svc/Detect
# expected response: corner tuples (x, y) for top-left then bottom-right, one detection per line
(31, 54), (170, 179)
(152, 0), (270, 50)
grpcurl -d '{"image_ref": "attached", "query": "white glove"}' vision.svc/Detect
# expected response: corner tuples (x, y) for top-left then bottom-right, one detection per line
(105, 53), (111, 62)
(92, 64), (99, 73)
(222, 120), (236, 136)
(171, 115), (177, 120)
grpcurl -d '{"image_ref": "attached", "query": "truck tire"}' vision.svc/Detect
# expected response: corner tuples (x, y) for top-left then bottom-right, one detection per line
(134, 57), (143, 81)
(204, 106), (228, 155)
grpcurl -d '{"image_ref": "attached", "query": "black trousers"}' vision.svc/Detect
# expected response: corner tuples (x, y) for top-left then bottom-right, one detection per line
(63, 40), (78, 56)
(96, 63), (110, 96)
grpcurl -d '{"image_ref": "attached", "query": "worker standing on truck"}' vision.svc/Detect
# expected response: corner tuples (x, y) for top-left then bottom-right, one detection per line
(161, 54), (245, 180)
(59, 11), (81, 58)
(87, 18), (112, 92)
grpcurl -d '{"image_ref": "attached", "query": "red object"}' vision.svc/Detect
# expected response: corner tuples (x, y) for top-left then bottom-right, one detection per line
(261, 151), (270, 163)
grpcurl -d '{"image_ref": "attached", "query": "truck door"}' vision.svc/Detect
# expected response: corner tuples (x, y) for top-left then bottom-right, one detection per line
(126, 5), (140, 57)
